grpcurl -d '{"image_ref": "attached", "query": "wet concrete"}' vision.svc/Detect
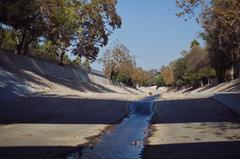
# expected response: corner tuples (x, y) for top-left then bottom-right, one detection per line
(66, 95), (159, 159)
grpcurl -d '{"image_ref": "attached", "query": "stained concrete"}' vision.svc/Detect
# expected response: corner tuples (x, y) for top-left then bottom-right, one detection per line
(144, 97), (240, 159)
(0, 97), (130, 159)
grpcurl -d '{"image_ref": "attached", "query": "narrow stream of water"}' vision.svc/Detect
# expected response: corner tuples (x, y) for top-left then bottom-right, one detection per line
(67, 95), (158, 159)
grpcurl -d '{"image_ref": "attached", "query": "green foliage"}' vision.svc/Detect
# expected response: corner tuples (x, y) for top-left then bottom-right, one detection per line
(181, 45), (215, 86)
(0, 28), (16, 50)
(0, 0), (43, 55)
(161, 64), (175, 86)
(132, 67), (151, 87)
(161, 40), (216, 88)
(0, 0), (121, 65)
(82, 59), (91, 71)
(116, 73), (132, 86)
(63, 54), (72, 65)
(190, 39), (200, 48)
(176, 0), (240, 83)
(72, 56), (82, 67)
(72, 0), (122, 62)
(37, 40), (57, 61)
(102, 43), (135, 80)
(155, 75), (165, 87)
(102, 43), (155, 87)
(173, 58), (187, 86)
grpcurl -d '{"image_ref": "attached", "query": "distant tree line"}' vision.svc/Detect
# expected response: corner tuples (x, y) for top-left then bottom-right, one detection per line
(0, 0), (121, 65)
(102, 0), (240, 88)
(159, 40), (217, 88)
(157, 0), (240, 89)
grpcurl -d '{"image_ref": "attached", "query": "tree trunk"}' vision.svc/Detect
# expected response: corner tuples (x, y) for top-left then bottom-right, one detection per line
(234, 64), (239, 79)
(23, 42), (29, 56)
(230, 65), (234, 80)
(16, 30), (27, 55)
(23, 34), (34, 56)
(215, 69), (225, 83)
(59, 52), (64, 66)
(200, 80), (203, 87)
(16, 43), (23, 55)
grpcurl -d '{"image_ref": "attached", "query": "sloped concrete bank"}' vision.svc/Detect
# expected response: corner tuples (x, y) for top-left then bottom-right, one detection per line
(0, 49), (122, 86)
(0, 96), (131, 159)
(212, 93), (240, 115)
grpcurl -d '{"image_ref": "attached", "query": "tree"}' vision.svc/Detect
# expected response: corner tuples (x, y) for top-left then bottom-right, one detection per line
(173, 57), (187, 87)
(0, 0), (122, 65)
(42, 0), (121, 65)
(176, 0), (240, 28)
(161, 64), (175, 86)
(37, 40), (57, 61)
(101, 43), (155, 86)
(72, 56), (82, 67)
(63, 54), (72, 65)
(82, 59), (91, 71)
(147, 69), (159, 86)
(181, 45), (215, 86)
(72, 0), (122, 62)
(0, 0), (44, 55)
(0, 28), (16, 50)
(190, 39), (200, 48)
(166, 41), (216, 88)
(206, 28), (231, 83)
(40, 0), (81, 65)
(176, 0), (240, 82)
(102, 43), (135, 80)
(155, 74), (165, 87)
(132, 67), (150, 87)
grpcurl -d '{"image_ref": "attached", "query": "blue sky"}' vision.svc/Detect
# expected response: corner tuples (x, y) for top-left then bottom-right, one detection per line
(92, 0), (204, 71)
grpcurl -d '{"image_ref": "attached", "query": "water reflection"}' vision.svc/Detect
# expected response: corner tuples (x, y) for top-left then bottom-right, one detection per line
(67, 95), (159, 159)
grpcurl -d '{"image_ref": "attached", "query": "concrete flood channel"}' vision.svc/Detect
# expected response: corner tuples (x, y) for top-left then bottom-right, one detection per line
(66, 95), (159, 159)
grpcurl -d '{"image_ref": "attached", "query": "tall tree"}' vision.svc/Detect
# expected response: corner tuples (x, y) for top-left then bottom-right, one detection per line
(132, 67), (150, 87)
(161, 64), (175, 86)
(40, 0), (81, 65)
(0, 0), (44, 55)
(73, 0), (122, 62)
(102, 43), (135, 80)
(176, 0), (240, 82)
(0, 0), (121, 65)
(101, 43), (138, 86)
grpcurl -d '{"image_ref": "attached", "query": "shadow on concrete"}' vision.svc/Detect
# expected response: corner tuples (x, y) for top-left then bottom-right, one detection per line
(181, 87), (196, 93)
(15, 67), (116, 93)
(0, 96), (132, 159)
(0, 96), (131, 124)
(0, 67), (32, 102)
(44, 74), (116, 93)
(196, 84), (217, 92)
(0, 146), (84, 159)
(152, 98), (240, 124)
(143, 141), (240, 159)
(144, 97), (240, 159)
(218, 81), (240, 92)
(0, 63), (117, 101)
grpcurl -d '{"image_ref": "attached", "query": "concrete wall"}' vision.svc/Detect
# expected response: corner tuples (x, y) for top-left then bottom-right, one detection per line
(0, 49), (122, 86)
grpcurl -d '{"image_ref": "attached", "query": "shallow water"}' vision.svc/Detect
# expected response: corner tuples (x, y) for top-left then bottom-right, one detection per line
(66, 95), (158, 159)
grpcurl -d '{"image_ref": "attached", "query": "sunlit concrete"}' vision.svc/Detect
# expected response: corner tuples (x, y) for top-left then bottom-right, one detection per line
(0, 124), (108, 147)
(149, 122), (240, 145)
(144, 97), (240, 159)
